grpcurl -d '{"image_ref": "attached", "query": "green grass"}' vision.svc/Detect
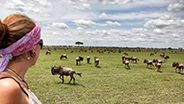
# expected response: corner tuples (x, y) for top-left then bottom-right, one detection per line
(26, 48), (184, 104)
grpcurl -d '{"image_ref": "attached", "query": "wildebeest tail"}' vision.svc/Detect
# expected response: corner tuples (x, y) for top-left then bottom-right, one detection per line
(76, 73), (82, 77)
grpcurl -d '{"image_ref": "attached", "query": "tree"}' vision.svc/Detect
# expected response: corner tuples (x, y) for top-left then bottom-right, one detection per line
(75, 41), (83, 46)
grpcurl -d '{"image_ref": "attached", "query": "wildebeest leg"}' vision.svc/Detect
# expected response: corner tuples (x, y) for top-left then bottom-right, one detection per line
(76, 61), (78, 65)
(69, 74), (75, 84)
(127, 64), (130, 69)
(95, 62), (98, 67)
(59, 75), (64, 83)
(175, 67), (177, 73)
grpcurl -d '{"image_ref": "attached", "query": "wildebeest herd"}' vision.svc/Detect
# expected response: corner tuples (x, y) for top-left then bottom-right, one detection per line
(44, 49), (183, 84)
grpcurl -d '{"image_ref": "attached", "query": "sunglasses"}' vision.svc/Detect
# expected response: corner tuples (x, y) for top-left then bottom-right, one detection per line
(38, 39), (43, 49)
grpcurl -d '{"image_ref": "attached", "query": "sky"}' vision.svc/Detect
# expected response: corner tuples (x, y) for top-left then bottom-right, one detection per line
(0, 0), (184, 48)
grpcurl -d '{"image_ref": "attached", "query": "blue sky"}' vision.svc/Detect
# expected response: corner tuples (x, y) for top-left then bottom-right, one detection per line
(0, 0), (184, 48)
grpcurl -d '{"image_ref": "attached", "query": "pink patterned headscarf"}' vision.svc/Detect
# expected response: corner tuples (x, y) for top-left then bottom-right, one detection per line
(0, 23), (41, 72)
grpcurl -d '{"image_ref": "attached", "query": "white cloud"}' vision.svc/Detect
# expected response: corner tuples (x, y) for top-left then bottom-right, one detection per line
(144, 15), (184, 29)
(77, 27), (84, 31)
(153, 29), (165, 34)
(60, 0), (91, 10)
(73, 19), (97, 28)
(50, 22), (69, 29)
(132, 28), (148, 33)
(106, 21), (121, 26)
(4, 0), (51, 14)
(31, 0), (52, 7)
(98, 0), (133, 5)
(5, 0), (27, 12)
(99, 12), (108, 18)
(168, 0), (184, 12)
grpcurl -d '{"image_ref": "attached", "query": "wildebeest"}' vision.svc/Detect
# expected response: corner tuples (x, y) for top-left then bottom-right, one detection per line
(122, 55), (125, 61)
(160, 53), (165, 57)
(150, 53), (154, 56)
(130, 57), (139, 63)
(45, 51), (51, 55)
(94, 57), (99, 67)
(155, 62), (161, 71)
(76, 56), (84, 65)
(87, 56), (90, 64)
(51, 66), (81, 84)
(60, 54), (67, 60)
(153, 59), (162, 64)
(144, 59), (154, 68)
(124, 52), (128, 55)
(164, 55), (169, 61)
(172, 62), (183, 74)
(125, 56), (130, 60)
(123, 60), (130, 69)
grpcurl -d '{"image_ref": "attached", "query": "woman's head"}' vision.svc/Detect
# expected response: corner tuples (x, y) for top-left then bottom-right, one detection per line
(0, 14), (41, 72)
(0, 14), (35, 48)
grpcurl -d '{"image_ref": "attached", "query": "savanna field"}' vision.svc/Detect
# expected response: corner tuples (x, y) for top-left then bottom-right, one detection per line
(25, 47), (184, 104)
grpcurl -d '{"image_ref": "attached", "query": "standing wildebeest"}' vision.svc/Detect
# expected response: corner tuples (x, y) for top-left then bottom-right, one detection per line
(130, 57), (139, 63)
(144, 59), (154, 68)
(51, 66), (81, 84)
(76, 56), (84, 65)
(94, 57), (99, 67)
(45, 51), (51, 55)
(60, 54), (67, 60)
(172, 62), (183, 74)
(123, 60), (130, 69)
(87, 56), (90, 64)
(122, 55), (125, 61)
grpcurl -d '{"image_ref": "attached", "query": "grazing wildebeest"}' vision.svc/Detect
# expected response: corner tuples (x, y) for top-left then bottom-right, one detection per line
(122, 55), (125, 61)
(76, 56), (84, 65)
(153, 59), (162, 64)
(60, 54), (67, 60)
(172, 62), (183, 74)
(87, 56), (90, 64)
(155, 62), (161, 71)
(150, 53), (154, 56)
(123, 60), (130, 69)
(94, 57), (99, 67)
(130, 57), (139, 63)
(51, 66), (81, 84)
(124, 52), (128, 55)
(45, 51), (51, 55)
(160, 53), (165, 57)
(164, 55), (169, 61)
(144, 59), (154, 68)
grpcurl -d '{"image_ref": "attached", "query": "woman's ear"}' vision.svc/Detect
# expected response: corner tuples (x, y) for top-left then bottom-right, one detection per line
(30, 49), (35, 55)
(30, 49), (36, 58)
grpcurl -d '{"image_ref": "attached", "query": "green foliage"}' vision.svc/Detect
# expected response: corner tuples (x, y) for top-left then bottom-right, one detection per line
(75, 41), (83, 46)
(26, 48), (184, 104)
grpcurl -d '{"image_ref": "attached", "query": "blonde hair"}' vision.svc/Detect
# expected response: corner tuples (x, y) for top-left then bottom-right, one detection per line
(0, 14), (35, 48)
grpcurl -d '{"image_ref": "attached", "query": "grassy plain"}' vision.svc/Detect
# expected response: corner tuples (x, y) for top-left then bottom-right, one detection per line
(26, 47), (184, 104)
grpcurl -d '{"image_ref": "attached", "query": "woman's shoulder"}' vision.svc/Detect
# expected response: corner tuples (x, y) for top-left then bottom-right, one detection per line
(0, 78), (25, 103)
(0, 78), (20, 90)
